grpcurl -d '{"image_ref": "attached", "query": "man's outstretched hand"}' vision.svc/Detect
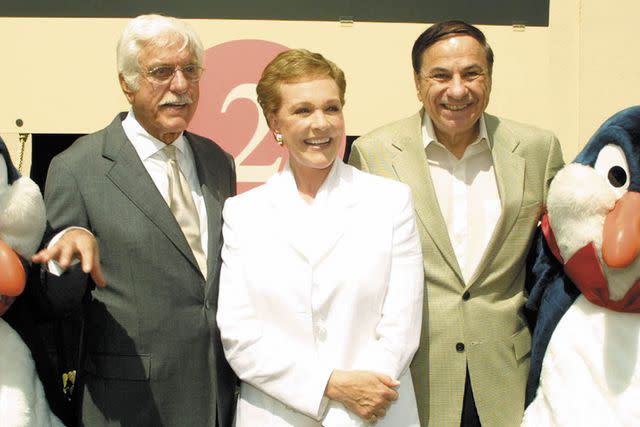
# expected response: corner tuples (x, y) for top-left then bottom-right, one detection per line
(32, 228), (106, 287)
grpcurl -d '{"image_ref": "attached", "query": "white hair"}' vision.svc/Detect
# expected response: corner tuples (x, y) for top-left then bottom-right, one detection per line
(117, 14), (204, 90)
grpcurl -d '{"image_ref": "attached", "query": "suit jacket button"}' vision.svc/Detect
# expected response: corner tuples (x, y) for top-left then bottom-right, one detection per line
(456, 342), (465, 352)
(205, 300), (211, 310)
(462, 291), (470, 301)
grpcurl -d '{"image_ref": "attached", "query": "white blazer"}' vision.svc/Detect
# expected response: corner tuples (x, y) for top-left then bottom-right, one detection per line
(217, 159), (423, 427)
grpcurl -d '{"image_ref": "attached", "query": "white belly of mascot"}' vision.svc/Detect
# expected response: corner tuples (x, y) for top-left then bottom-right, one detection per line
(524, 296), (640, 426)
(0, 317), (64, 427)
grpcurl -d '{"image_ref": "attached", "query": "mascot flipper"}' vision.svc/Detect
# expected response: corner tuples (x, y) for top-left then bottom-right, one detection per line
(0, 137), (63, 427)
(523, 106), (640, 426)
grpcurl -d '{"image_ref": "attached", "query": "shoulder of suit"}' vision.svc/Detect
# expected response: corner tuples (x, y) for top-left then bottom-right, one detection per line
(185, 131), (227, 154)
(50, 125), (111, 169)
(347, 163), (412, 201)
(353, 112), (421, 147)
(52, 113), (126, 163)
(223, 179), (269, 214)
(185, 131), (235, 166)
(486, 112), (557, 145)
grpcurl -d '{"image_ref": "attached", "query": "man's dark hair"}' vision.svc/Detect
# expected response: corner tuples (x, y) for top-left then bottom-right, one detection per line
(411, 20), (494, 76)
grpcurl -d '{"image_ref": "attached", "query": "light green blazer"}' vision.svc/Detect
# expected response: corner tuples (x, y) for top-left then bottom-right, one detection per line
(348, 111), (564, 427)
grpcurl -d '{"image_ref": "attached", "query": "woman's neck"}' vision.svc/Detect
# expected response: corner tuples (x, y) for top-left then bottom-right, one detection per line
(290, 161), (334, 203)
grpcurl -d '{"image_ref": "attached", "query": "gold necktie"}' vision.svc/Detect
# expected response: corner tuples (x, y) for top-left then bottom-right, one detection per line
(164, 144), (207, 277)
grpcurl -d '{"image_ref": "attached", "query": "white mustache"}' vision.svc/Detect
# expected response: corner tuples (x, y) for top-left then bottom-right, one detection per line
(159, 94), (193, 106)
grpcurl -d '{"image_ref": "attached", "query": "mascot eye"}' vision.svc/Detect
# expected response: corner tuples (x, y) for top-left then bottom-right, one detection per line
(607, 166), (627, 187)
(594, 144), (630, 197)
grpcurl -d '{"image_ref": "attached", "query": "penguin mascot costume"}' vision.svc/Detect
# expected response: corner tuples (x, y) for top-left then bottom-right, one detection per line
(523, 106), (640, 426)
(0, 136), (63, 426)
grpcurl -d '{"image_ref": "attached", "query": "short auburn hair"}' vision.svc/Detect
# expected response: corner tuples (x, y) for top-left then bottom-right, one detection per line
(256, 49), (346, 122)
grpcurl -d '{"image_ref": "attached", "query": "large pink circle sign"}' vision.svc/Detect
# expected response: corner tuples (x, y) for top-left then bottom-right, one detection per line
(189, 39), (345, 194)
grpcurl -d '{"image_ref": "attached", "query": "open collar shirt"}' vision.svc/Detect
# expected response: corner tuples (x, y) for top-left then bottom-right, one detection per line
(422, 112), (501, 284)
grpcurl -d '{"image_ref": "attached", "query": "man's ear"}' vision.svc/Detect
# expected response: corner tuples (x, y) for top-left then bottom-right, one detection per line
(119, 74), (135, 103)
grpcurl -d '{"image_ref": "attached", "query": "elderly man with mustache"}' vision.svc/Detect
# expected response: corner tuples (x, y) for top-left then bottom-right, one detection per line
(32, 14), (237, 427)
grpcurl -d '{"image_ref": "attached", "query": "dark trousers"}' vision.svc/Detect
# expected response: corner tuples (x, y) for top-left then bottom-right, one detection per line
(460, 366), (482, 427)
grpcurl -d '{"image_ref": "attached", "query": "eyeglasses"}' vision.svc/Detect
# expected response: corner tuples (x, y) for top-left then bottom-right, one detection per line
(143, 64), (204, 84)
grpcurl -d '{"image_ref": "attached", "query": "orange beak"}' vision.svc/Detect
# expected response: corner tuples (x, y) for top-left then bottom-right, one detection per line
(0, 239), (25, 298)
(602, 191), (640, 268)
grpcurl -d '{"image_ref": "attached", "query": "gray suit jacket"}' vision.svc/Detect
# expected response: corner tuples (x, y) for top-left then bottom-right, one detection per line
(43, 113), (237, 427)
(349, 111), (564, 427)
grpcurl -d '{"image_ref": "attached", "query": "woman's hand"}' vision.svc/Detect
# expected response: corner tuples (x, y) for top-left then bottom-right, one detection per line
(324, 369), (399, 423)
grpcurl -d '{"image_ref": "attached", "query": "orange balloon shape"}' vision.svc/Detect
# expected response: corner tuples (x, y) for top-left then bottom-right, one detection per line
(0, 239), (26, 297)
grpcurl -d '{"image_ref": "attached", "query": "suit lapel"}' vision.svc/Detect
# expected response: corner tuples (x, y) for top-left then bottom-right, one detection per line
(391, 112), (464, 283)
(266, 167), (308, 262)
(188, 134), (224, 286)
(103, 116), (201, 276)
(267, 161), (353, 266)
(468, 114), (525, 287)
(310, 161), (356, 265)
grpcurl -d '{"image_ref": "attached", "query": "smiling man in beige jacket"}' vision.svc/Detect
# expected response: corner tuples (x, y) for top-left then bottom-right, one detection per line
(349, 20), (564, 427)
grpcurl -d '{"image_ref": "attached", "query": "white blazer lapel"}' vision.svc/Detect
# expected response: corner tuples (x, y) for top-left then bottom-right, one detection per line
(266, 160), (357, 266)
(265, 165), (312, 262)
(309, 160), (358, 265)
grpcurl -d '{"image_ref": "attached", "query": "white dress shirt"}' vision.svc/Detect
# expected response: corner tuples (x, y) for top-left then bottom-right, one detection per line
(422, 112), (501, 283)
(121, 111), (208, 256)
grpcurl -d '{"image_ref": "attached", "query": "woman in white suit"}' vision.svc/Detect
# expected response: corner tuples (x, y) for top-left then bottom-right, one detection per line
(217, 49), (423, 427)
